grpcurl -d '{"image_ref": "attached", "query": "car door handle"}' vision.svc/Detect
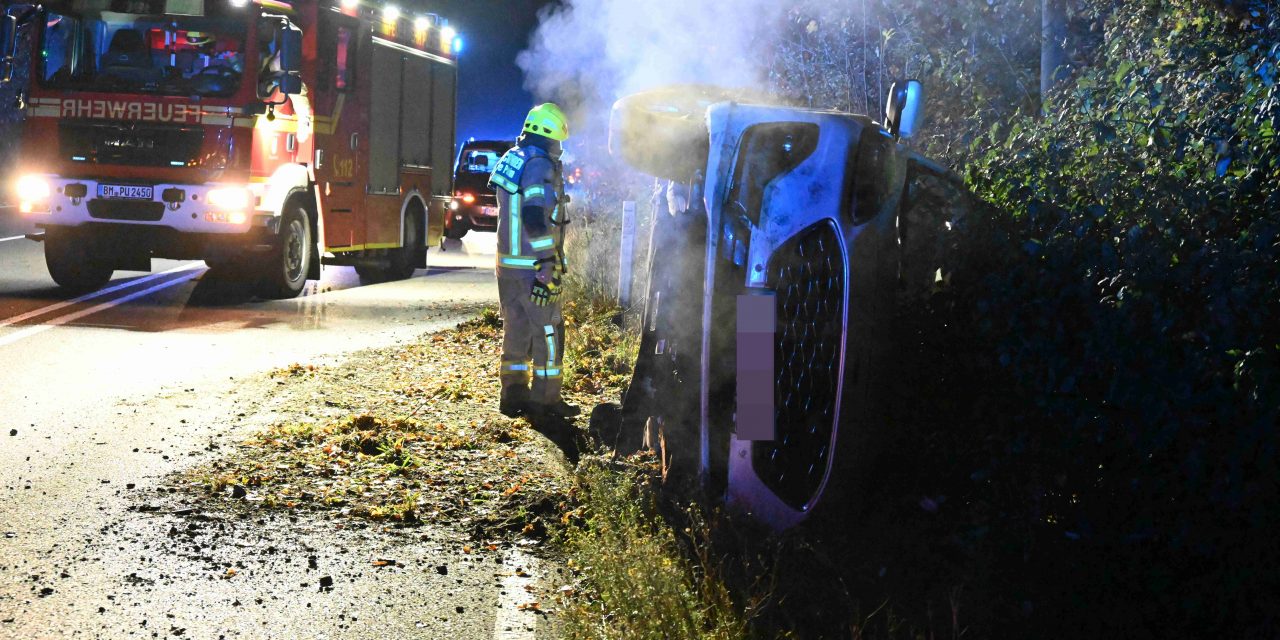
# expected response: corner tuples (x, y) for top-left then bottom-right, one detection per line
(350, 133), (359, 150)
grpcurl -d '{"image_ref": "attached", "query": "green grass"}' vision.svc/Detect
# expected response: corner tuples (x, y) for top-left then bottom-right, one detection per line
(559, 462), (750, 640)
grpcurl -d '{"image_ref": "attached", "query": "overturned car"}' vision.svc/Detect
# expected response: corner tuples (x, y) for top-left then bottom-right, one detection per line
(611, 84), (974, 530)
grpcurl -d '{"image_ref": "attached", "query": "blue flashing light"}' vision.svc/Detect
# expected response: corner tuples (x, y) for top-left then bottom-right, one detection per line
(71, 156), (86, 161)
(452, 36), (463, 54)
(170, 161), (185, 166)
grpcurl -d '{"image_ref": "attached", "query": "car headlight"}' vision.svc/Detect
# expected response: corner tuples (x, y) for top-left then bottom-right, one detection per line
(206, 186), (253, 211)
(15, 175), (50, 203)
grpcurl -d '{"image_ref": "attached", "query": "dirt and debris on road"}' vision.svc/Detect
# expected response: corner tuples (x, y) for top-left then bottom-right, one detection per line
(170, 307), (617, 542)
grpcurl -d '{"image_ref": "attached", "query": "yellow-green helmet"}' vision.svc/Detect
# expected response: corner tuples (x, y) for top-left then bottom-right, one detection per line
(523, 103), (570, 141)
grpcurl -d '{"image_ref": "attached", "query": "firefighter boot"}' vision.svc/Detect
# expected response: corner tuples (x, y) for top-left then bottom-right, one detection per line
(531, 399), (580, 419)
(500, 385), (532, 418)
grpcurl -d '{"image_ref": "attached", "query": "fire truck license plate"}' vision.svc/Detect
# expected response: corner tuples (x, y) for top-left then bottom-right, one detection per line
(480, 206), (498, 217)
(97, 184), (154, 200)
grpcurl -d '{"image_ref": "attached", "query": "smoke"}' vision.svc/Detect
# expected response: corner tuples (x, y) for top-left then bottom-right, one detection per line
(517, 0), (794, 154)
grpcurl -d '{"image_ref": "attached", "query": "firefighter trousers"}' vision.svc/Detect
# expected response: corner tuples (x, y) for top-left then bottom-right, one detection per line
(497, 271), (565, 405)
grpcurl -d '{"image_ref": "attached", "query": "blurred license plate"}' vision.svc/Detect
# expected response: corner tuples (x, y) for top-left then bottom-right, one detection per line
(480, 206), (498, 217)
(98, 184), (153, 200)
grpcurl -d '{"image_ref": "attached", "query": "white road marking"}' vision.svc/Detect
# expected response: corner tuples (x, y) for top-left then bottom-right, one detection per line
(0, 235), (27, 242)
(0, 262), (205, 330)
(493, 549), (540, 640)
(0, 270), (202, 348)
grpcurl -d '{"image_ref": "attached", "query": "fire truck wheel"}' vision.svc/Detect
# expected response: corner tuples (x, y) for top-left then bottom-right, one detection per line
(384, 208), (423, 281)
(44, 228), (113, 293)
(258, 204), (312, 299)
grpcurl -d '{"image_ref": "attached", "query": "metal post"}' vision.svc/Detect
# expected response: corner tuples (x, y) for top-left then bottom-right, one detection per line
(618, 200), (636, 308)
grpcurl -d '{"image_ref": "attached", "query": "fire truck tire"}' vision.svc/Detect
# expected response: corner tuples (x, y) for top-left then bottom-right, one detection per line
(44, 228), (113, 293)
(383, 208), (424, 281)
(257, 204), (312, 299)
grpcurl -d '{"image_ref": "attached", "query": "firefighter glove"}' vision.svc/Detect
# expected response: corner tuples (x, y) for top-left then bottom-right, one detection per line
(531, 276), (562, 307)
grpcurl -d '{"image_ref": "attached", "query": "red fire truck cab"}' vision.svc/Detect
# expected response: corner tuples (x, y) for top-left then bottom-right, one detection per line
(0, 0), (458, 297)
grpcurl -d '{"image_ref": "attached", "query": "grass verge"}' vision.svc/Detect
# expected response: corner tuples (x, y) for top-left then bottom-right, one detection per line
(558, 461), (750, 640)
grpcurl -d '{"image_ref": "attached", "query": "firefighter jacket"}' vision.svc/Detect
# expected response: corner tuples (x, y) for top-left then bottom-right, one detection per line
(488, 143), (566, 275)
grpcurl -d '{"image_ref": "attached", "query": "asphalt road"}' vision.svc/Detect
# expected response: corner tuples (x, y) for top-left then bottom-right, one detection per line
(0, 209), (560, 639)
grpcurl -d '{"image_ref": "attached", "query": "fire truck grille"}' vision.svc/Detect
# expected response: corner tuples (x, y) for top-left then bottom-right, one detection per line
(87, 200), (166, 222)
(59, 121), (205, 168)
(753, 220), (846, 511)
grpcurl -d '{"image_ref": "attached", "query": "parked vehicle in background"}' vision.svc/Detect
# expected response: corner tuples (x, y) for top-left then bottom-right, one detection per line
(445, 138), (511, 240)
(0, 0), (460, 296)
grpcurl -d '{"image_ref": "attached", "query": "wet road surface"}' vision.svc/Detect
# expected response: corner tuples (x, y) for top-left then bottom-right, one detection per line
(0, 208), (560, 638)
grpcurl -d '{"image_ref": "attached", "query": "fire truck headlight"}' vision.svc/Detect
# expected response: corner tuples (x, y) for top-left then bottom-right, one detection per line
(206, 186), (252, 211)
(15, 175), (51, 207)
(461, 193), (475, 204)
(449, 200), (459, 211)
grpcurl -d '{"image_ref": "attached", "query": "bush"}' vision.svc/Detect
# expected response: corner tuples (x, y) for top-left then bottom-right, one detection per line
(891, 1), (1280, 635)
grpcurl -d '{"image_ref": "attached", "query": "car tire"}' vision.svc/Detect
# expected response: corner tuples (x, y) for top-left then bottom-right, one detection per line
(444, 215), (469, 240)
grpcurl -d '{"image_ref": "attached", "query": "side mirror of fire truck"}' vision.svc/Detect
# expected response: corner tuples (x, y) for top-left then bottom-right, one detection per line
(259, 21), (302, 103)
(1, 14), (17, 84)
(275, 23), (302, 98)
(277, 23), (302, 75)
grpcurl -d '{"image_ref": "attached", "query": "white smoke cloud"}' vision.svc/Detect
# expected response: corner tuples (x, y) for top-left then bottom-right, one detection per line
(517, 0), (795, 150)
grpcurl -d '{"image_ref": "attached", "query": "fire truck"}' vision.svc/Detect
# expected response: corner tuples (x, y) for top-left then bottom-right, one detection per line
(611, 85), (974, 530)
(0, 0), (458, 297)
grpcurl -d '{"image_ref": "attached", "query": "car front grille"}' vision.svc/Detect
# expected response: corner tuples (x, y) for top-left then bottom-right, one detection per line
(752, 220), (846, 510)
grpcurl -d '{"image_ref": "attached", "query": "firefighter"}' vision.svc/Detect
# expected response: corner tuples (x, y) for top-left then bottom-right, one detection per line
(489, 103), (580, 419)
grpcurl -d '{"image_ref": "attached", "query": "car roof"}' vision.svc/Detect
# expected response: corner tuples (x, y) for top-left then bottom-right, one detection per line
(461, 140), (514, 151)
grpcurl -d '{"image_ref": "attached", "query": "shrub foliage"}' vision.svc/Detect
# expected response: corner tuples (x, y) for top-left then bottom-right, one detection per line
(948, 2), (1280, 630)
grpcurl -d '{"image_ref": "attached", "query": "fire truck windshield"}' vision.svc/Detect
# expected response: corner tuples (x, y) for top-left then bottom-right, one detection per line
(39, 5), (248, 98)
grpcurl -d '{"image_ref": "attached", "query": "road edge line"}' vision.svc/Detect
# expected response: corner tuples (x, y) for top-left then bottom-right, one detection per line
(0, 270), (203, 348)
(0, 262), (205, 330)
(492, 548), (539, 640)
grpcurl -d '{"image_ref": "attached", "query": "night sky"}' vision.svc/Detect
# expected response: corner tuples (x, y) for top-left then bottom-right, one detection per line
(419, 0), (554, 147)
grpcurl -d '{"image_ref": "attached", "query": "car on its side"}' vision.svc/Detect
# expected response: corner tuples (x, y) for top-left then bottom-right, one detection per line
(446, 139), (513, 239)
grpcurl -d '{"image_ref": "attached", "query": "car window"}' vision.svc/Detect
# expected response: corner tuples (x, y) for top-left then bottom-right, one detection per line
(461, 150), (499, 173)
(727, 123), (819, 227)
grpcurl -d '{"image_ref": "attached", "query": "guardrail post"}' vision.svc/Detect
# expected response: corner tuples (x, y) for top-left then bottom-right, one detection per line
(618, 200), (636, 308)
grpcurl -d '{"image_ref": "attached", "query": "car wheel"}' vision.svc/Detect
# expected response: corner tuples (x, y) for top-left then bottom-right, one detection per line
(444, 207), (470, 240)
